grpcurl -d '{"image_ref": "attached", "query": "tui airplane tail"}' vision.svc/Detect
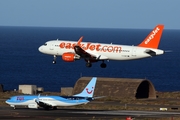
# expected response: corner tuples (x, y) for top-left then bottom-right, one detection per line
(73, 77), (97, 98)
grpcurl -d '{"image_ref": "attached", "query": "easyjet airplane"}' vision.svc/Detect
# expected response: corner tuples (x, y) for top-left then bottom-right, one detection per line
(38, 24), (164, 68)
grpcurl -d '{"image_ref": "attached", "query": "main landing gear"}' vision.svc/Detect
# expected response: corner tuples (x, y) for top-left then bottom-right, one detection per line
(53, 55), (57, 64)
(100, 62), (107, 68)
(86, 61), (107, 68)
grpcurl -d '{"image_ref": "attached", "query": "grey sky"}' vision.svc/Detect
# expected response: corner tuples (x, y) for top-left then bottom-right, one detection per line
(0, 0), (179, 29)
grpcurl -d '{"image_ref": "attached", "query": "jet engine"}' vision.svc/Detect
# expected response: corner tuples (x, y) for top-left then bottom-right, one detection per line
(62, 53), (80, 62)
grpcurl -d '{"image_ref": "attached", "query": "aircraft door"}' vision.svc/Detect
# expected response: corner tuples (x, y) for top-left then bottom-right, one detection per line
(50, 43), (54, 50)
(76, 99), (79, 103)
(132, 47), (137, 57)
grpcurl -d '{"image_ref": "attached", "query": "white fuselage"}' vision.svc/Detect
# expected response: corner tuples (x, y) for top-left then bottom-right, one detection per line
(6, 96), (89, 108)
(38, 40), (164, 60)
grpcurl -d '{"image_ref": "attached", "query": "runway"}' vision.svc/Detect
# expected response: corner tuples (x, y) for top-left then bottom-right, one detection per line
(1, 106), (180, 120)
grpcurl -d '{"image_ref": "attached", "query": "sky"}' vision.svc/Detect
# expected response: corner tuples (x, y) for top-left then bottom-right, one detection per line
(0, 0), (180, 29)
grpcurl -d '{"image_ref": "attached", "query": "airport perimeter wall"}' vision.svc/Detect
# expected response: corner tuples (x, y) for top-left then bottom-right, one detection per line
(73, 77), (156, 99)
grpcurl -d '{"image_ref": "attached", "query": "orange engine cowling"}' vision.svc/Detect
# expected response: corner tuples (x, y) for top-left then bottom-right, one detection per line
(62, 53), (79, 62)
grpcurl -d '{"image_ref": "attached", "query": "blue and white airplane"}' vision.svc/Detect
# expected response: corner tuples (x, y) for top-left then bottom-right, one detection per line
(6, 77), (97, 110)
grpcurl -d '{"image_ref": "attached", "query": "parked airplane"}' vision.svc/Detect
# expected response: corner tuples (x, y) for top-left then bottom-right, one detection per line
(38, 24), (164, 68)
(6, 77), (97, 110)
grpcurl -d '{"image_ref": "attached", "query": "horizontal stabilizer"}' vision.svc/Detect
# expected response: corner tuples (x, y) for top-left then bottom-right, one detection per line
(93, 96), (106, 99)
(145, 49), (156, 56)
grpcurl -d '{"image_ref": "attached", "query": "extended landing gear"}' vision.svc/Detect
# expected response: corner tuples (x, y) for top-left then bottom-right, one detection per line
(86, 62), (92, 67)
(53, 55), (57, 64)
(85, 61), (107, 68)
(100, 62), (107, 68)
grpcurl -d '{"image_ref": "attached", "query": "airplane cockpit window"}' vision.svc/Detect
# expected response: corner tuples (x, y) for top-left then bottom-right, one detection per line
(44, 43), (47, 46)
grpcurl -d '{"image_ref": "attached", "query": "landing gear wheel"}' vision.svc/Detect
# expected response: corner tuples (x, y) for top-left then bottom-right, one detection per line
(86, 62), (92, 67)
(100, 63), (107, 68)
(52, 60), (56, 64)
(53, 55), (57, 64)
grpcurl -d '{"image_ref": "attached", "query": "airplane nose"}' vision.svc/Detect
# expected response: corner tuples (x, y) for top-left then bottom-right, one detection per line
(5, 100), (9, 104)
(38, 46), (43, 52)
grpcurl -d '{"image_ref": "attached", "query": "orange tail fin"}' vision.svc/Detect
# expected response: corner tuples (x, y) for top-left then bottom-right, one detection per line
(138, 24), (164, 49)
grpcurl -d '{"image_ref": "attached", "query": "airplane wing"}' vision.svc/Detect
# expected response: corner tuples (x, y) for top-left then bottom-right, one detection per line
(35, 100), (54, 108)
(93, 96), (106, 99)
(85, 49), (108, 60)
(74, 36), (108, 60)
(35, 95), (56, 109)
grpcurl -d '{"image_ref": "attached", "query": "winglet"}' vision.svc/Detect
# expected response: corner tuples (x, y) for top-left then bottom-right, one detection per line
(73, 77), (97, 98)
(138, 24), (164, 49)
(77, 36), (83, 46)
(35, 94), (40, 103)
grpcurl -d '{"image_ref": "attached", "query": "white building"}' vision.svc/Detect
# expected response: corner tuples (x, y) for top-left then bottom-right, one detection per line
(19, 85), (37, 94)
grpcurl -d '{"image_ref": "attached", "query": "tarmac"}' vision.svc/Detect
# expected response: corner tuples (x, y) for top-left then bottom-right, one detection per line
(1, 101), (180, 120)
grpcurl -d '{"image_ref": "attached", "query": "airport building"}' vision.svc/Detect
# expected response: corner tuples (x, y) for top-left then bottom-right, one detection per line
(73, 77), (156, 99)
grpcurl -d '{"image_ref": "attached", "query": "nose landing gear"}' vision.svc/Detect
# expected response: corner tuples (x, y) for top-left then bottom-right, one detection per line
(53, 55), (57, 64)
(86, 61), (92, 67)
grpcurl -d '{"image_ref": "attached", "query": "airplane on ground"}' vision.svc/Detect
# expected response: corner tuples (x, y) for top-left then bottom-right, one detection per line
(38, 24), (164, 68)
(6, 77), (98, 110)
